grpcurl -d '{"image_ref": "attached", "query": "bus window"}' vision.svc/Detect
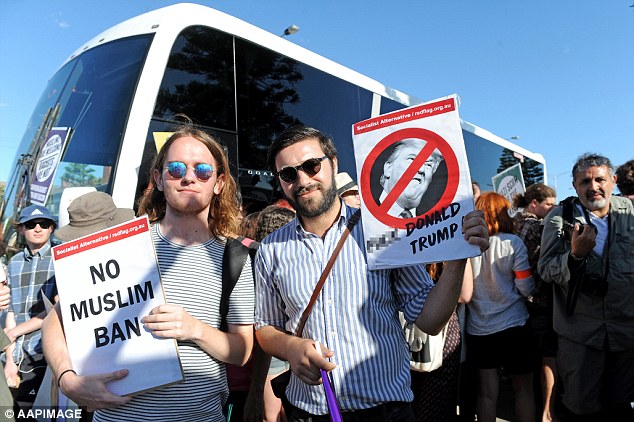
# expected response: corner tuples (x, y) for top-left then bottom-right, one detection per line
(380, 96), (408, 115)
(463, 130), (544, 191)
(234, 37), (373, 183)
(2, 34), (152, 237)
(153, 26), (236, 132)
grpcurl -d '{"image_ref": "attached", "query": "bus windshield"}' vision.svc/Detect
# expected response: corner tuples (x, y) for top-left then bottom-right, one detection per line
(4, 34), (152, 223)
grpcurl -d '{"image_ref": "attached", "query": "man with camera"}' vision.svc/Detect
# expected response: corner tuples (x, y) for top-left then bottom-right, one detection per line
(538, 153), (634, 421)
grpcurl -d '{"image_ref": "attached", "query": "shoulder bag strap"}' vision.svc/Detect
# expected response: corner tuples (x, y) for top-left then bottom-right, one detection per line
(294, 210), (361, 337)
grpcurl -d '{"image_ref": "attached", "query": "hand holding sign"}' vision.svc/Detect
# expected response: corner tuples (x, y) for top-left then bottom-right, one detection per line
(287, 337), (335, 385)
(58, 368), (132, 412)
(142, 303), (201, 341)
(315, 341), (343, 422)
(461, 210), (490, 252)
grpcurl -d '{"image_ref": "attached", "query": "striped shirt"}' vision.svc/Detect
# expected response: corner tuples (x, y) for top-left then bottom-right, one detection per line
(95, 223), (255, 422)
(7, 243), (57, 360)
(255, 202), (433, 414)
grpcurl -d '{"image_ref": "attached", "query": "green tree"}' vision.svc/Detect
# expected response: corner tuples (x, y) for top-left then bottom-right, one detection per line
(61, 163), (97, 186)
(497, 148), (544, 187)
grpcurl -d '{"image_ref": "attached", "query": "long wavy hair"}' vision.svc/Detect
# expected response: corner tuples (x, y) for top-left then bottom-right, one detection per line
(476, 192), (514, 236)
(137, 124), (240, 238)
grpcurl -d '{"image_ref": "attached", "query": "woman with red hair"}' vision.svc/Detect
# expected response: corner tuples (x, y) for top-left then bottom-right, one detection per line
(466, 192), (536, 422)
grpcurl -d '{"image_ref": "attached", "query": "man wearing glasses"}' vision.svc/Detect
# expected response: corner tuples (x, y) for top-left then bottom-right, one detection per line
(255, 126), (488, 421)
(3, 205), (58, 415)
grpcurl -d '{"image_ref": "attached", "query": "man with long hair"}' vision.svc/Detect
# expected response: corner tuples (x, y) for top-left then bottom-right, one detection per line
(42, 124), (255, 421)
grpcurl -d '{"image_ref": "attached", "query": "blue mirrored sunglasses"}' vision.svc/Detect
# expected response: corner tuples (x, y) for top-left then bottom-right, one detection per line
(164, 161), (214, 181)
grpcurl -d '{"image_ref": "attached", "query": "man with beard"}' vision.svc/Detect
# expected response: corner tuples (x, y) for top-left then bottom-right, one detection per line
(254, 126), (489, 421)
(539, 153), (634, 421)
(42, 124), (255, 421)
(378, 139), (444, 218)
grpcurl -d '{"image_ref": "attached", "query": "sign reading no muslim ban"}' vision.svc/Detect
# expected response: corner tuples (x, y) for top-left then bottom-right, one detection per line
(52, 215), (183, 396)
(30, 127), (72, 206)
(352, 94), (481, 270)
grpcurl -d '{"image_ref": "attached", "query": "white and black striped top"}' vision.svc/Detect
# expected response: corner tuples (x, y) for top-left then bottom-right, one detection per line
(94, 223), (255, 422)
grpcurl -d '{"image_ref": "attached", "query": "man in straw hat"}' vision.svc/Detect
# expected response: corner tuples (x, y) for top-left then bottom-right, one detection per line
(334, 172), (361, 208)
(42, 123), (255, 421)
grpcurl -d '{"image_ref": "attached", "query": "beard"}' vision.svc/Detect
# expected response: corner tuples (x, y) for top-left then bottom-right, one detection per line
(285, 175), (339, 219)
(585, 197), (607, 210)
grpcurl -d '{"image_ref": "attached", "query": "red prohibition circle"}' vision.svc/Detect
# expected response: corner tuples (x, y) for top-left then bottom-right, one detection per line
(360, 127), (460, 229)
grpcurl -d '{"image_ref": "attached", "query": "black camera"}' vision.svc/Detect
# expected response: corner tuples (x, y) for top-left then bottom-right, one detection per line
(578, 224), (597, 236)
(563, 223), (597, 242)
(580, 273), (608, 297)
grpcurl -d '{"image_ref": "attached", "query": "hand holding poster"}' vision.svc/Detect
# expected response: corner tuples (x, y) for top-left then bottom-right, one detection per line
(352, 94), (480, 270)
(52, 215), (183, 396)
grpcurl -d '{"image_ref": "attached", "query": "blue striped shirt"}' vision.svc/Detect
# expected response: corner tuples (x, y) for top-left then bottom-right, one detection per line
(7, 243), (57, 360)
(255, 202), (433, 414)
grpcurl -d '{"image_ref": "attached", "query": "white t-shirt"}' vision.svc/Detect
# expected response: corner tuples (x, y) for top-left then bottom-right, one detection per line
(467, 233), (534, 336)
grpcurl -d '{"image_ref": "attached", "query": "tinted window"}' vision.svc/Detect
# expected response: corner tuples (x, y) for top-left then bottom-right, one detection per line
(380, 96), (408, 115)
(153, 26), (235, 132)
(2, 35), (151, 233)
(234, 38), (373, 201)
(463, 130), (544, 190)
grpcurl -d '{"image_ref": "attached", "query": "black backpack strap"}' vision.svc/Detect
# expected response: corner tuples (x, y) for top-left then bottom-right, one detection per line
(239, 237), (260, 269)
(561, 196), (576, 242)
(559, 196), (586, 315)
(220, 237), (251, 332)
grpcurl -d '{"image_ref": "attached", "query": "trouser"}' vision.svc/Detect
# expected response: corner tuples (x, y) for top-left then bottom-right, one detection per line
(10, 353), (47, 421)
(555, 336), (634, 419)
(287, 401), (415, 422)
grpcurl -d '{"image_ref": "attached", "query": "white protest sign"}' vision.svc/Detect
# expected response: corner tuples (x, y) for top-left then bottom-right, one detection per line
(352, 95), (480, 270)
(492, 163), (526, 216)
(52, 215), (183, 396)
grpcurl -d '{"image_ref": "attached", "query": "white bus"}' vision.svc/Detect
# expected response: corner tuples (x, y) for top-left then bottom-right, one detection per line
(1, 3), (545, 242)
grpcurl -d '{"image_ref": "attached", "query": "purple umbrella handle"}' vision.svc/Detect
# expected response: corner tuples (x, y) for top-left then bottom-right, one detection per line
(316, 342), (343, 422)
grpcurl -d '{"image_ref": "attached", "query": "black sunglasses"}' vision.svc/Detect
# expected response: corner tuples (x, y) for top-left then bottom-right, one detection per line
(23, 220), (53, 230)
(277, 156), (328, 183)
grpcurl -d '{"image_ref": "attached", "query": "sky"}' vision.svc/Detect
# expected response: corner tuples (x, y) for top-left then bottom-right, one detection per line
(1, 0), (633, 200)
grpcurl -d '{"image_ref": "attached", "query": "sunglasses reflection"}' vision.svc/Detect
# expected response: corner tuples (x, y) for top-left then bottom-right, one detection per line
(164, 161), (214, 181)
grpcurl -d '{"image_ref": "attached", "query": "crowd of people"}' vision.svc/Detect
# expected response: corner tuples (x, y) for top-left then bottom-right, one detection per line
(0, 122), (632, 422)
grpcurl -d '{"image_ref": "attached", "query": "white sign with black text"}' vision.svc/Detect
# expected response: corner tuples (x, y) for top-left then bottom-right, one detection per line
(52, 215), (183, 396)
